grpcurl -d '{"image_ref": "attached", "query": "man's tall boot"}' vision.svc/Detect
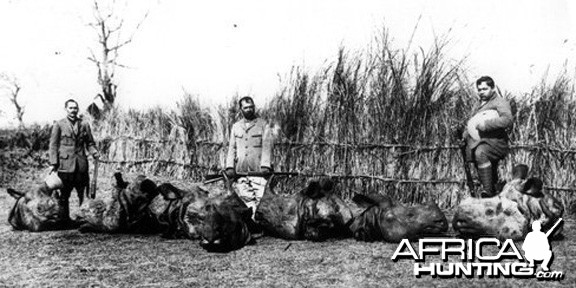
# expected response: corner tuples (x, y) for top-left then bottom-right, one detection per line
(466, 163), (481, 197)
(491, 161), (504, 193)
(60, 197), (72, 226)
(477, 162), (494, 198)
(57, 184), (73, 225)
(77, 186), (85, 206)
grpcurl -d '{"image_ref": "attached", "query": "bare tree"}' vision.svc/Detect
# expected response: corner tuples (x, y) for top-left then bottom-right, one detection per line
(0, 73), (24, 128)
(87, 0), (148, 111)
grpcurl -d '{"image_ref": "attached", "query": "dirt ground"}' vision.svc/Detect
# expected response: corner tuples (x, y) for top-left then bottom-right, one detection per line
(1, 163), (575, 287)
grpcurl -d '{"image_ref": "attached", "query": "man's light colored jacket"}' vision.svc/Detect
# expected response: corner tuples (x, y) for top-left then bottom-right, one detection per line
(49, 117), (99, 173)
(226, 118), (273, 173)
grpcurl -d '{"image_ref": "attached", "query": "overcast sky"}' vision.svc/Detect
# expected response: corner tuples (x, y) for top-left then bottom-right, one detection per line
(0, 0), (574, 127)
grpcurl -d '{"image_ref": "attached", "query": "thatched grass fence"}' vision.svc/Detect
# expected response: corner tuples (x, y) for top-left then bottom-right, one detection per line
(94, 134), (576, 210)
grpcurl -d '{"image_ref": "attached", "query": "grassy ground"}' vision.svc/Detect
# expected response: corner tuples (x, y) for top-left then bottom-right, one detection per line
(1, 158), (575, 287)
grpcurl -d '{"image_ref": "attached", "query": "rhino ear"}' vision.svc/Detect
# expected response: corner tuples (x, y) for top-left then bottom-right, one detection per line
(512, 164), (529, 180)
(238, 206), (254, 221)
(303, 180), (323, 199)
(352, 193), (378, 208)
(140, 179), (158, 195)
(7, 188), (25, 199)
(113, 173), (128, 189)
(540, 195), (564, 220)
(157, 183), (183, 200)
(318, 178), (334, 193)
(521, 177), (544, 197)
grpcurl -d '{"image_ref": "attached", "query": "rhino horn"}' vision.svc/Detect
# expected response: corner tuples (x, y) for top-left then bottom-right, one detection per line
(522, 177), (544, 197)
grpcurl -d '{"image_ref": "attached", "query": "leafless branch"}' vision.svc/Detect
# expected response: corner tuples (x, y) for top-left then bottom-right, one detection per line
(0, 73), (25, 127)
(88, 0), (149, 109)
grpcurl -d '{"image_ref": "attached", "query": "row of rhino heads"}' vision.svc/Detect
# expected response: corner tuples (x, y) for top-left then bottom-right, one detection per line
(6, 164), (564, 252)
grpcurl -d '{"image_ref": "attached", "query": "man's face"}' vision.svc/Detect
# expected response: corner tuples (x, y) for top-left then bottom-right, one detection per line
(532, 221), (541, 231)
(477, 82), (495, 101)
(240, 100), (256, 120)
(66, 102), (79, 119)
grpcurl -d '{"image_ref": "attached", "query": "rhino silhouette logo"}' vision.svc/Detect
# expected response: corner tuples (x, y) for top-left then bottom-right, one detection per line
(522, 218), (563, 271)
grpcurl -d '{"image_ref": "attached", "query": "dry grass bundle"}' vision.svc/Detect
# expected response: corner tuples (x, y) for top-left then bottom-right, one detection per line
(216, 95), (240, 143)
(91, 106), (191, 178)
(257, 29), (475, 204)
(263, 66), (326, 143)
(172, 92), (219, 177)
(507, 69), (576, 211)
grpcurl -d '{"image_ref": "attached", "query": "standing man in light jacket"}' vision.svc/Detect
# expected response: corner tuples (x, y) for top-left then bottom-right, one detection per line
(49, 99), (100, 221)
(225, 96), (274, 218)
(462, 76), (513, 197)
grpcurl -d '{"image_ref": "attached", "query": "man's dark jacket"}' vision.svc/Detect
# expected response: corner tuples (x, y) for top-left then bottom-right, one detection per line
(49, 117), (99, 174)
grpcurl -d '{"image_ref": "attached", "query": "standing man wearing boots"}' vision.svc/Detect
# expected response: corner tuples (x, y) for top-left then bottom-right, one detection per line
(225, 96), (274, 219)
(49, 99), (100, 222)
(462, 76), (513, 197)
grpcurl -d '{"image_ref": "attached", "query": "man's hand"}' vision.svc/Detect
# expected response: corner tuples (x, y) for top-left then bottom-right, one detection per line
(224, 168), (236, 179)
(476, 120), (486, 132)
(454, 122), (469, 141)
(261, 166), (272, 173)
(260, 166), (273, 178)
(462, 129), (469, 140)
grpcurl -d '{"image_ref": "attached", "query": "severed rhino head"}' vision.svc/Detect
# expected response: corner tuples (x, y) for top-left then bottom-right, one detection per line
(149, 182), (210, 239)
(75, 173), (159, 233)
(453, 164), (564, 240)
(349, 193), (448, 242)
(7, 183), (65, 232)
(197, 191), (254, 252)
(499, 165), (564, 238)
(256, 178), (353, 241)
(151, 181), (253, 252)
(452, 196), (528, 240)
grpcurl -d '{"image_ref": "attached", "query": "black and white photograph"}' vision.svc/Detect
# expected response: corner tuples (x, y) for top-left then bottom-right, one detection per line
(0, 0), (574, 287)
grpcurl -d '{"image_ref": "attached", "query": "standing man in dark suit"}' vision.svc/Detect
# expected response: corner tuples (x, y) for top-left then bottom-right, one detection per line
(49, 99), (100, 221)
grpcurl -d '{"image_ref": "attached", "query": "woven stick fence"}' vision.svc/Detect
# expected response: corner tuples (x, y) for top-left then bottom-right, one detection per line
(95, 136), (576, 209)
